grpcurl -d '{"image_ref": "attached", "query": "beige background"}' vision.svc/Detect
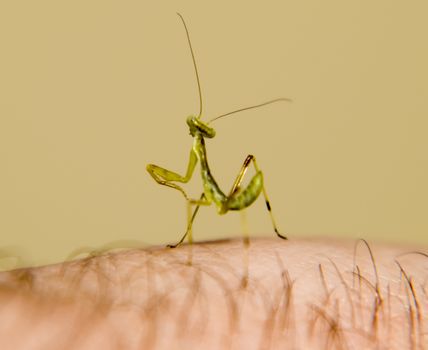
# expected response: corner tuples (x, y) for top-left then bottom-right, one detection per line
(1, 1), (427, 266)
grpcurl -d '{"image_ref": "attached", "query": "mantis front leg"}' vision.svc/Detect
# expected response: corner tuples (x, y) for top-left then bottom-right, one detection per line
(146, 149), (198, 200)
(147, 149), (211, 247)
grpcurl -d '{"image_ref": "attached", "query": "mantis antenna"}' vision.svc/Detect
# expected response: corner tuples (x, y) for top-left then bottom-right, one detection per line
(177, 12), (204, 119)
(208, 97), (292, 124)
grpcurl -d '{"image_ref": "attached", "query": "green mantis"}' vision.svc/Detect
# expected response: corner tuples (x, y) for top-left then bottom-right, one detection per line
(147, 13), (290, 248)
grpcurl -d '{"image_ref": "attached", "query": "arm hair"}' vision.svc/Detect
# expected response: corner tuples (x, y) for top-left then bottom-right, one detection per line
(0, 238), (427, 350)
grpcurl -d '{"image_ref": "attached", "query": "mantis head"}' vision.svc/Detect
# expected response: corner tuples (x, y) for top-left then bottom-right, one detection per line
(178, 13), (290, 141)
(187, 115), (216, 138)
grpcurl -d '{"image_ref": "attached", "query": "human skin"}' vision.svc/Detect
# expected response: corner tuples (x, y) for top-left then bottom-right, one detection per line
(0, 237), (427, 350)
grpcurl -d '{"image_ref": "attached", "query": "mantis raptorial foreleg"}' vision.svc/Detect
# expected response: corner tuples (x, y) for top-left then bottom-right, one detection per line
(146, 149), (198, 200)
(147, 150), (212, 248)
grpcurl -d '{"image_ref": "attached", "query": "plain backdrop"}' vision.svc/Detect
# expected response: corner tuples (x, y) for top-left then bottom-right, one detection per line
(1, 1), (427, 266)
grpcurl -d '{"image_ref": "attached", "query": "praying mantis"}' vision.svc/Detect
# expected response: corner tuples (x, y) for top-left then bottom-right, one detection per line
(147, 13), (291, 248)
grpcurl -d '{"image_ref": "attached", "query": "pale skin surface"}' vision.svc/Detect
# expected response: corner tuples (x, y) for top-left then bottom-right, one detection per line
(0, 237), (427, 350)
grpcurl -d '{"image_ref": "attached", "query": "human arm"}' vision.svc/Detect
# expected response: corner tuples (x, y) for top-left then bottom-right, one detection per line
(0, 237), (426, 349)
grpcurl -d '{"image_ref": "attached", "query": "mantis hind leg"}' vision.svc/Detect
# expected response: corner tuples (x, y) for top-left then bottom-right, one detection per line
(226, 155), (287, 240)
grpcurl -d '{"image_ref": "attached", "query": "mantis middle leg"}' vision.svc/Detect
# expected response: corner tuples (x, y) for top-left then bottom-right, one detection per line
(167, 193), (211, 248)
